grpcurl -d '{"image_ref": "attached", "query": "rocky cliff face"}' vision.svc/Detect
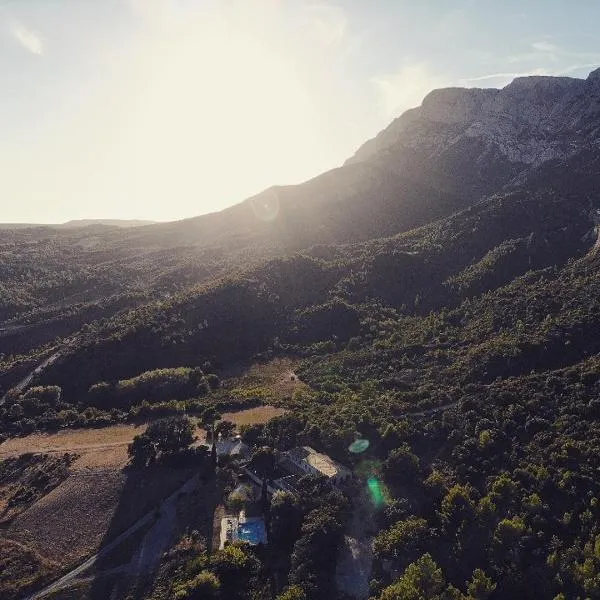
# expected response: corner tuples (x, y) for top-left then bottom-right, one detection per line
(348, 68), (600, 168)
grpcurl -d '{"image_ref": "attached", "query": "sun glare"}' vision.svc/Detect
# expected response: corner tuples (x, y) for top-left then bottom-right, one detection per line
(117, 19), (320, 218)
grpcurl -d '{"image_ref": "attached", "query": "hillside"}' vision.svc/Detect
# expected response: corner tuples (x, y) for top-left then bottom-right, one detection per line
(2, 69), (600, 599)
(0, 219), (155, 230)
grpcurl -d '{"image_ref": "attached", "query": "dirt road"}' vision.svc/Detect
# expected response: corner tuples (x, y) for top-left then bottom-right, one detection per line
(336, 489), (375, 599)
(0, 348), (64, 405)
(129, 475), (199, 577)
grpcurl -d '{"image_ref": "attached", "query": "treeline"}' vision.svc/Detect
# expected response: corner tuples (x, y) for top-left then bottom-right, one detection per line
(87, 367), (219, 409)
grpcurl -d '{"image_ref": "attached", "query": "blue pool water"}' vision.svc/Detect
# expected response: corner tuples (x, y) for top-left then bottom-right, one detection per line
(238, 520), (267, 545)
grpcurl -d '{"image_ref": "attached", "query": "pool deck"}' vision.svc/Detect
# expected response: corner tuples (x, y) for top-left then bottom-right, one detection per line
(219, 511), (267, 549)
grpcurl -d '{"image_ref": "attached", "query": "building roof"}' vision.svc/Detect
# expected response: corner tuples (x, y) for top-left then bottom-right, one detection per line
(216, 438), (249, 458)
(287, 446), (350, 479)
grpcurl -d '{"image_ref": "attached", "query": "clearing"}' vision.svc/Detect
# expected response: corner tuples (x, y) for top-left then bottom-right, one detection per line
(0, 424), (147, 470)
(221, 357), (307, 402)
(221, 405), (287, 426)
(0, 405), (286, 469)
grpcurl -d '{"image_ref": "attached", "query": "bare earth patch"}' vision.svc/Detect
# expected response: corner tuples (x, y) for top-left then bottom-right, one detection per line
(7, 470), (126, 568)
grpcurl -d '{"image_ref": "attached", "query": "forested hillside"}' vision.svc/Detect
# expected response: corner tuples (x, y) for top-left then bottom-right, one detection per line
(2, 71), (600, 599)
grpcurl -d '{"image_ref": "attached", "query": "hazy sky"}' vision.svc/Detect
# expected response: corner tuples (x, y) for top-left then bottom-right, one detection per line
(1, 0), (600, 223)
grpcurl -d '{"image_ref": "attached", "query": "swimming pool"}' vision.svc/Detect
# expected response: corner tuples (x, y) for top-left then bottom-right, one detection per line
(238, 519), (267, 545)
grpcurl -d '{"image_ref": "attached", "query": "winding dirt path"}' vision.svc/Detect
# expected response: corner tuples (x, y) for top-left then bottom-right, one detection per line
(0, 347), (64, 405)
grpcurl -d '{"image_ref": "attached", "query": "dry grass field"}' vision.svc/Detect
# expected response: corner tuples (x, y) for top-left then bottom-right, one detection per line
(221, 405), (287, 427)
(0, 538), (57, 600)
(0, 404), (286, 467)
(0, 424), (148, 470)
(8, 470), (127, 566)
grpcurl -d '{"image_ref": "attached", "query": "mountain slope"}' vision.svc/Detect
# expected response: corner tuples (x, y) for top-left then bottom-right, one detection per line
(4, 68), (600, 600)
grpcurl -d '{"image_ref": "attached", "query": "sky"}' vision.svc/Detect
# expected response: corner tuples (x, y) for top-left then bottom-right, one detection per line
(1, 1), (600, 224)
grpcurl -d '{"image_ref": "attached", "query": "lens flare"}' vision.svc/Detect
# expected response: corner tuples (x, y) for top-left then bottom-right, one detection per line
(367, 476), (385, 508)
(354, 458), (389, 508)
(250, 189), (280, 222)
(348, 438), (370, 454)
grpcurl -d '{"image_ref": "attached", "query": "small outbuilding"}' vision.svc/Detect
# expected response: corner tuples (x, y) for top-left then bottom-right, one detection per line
(280, 446), (351, 486)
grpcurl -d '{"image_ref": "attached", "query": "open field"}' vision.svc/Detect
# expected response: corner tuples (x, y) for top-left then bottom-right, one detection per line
(6, 468), (194, 575)
(0, 405), (286, 470)
(0, 424), (147, 470)
(221, 405), (287, 426)
(8, 470), (127, 566)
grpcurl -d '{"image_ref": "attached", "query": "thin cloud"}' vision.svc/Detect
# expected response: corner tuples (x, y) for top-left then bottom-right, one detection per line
(460, 64), (599, 88)
(10, 21), (43, 55)
(509, 40), (600, 65)
(531, 41), (559, 53)
(461, 68), (550, 84)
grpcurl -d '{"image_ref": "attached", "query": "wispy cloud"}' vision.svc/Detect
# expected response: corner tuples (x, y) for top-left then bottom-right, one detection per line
(10, 21), (44, 55)
(531, 41), (559, 53)
(509, 40), (600, 65)
(460, 63), (600, 88)
(461, 68), (550, 84)
(372, 63), (447, 118)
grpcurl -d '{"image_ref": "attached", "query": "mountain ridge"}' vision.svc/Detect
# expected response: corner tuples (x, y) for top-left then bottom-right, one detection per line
(347, 67), (600, 167)
(0, 219), (156, 230)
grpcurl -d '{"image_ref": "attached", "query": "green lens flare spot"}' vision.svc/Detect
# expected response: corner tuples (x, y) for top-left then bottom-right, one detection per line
(349, 438), (370, 454)
(367, 477), (385, 508)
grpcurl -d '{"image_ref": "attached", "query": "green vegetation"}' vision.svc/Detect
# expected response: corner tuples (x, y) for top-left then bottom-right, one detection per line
(127, 416), (196, 466)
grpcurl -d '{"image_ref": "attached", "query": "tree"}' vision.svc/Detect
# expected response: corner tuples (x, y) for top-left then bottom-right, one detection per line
(24, 385), (61, 405)
(200, 407), (222, 444)
(379, 554), (448, 600)
(248, 446), (276, 479)
(174, 570), (220, 600)
(373, 517), (430, 570)
(215, 419), (236, 439)
(205, 373), (220, 390)
(289, 506), (345, 597)
(128, 416), (195, 466)
(210, 544), (260, 599)
(277, 585), (307, 600)
(466, 569), (496, 600)
(149, 416), (195, 454)
(384, 443), (421, 484)
(128, 433), (157, 467)
(270, 491), (303, 555)
(440, 484), (476, 530)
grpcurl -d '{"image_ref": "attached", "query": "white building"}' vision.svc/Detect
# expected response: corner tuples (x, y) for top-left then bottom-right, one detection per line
(215, 435), (250, 460)
(280, 446), (351, 486)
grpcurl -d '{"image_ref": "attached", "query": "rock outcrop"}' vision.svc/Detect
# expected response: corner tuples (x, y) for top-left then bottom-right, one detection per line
(348, 68), (600, 168)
